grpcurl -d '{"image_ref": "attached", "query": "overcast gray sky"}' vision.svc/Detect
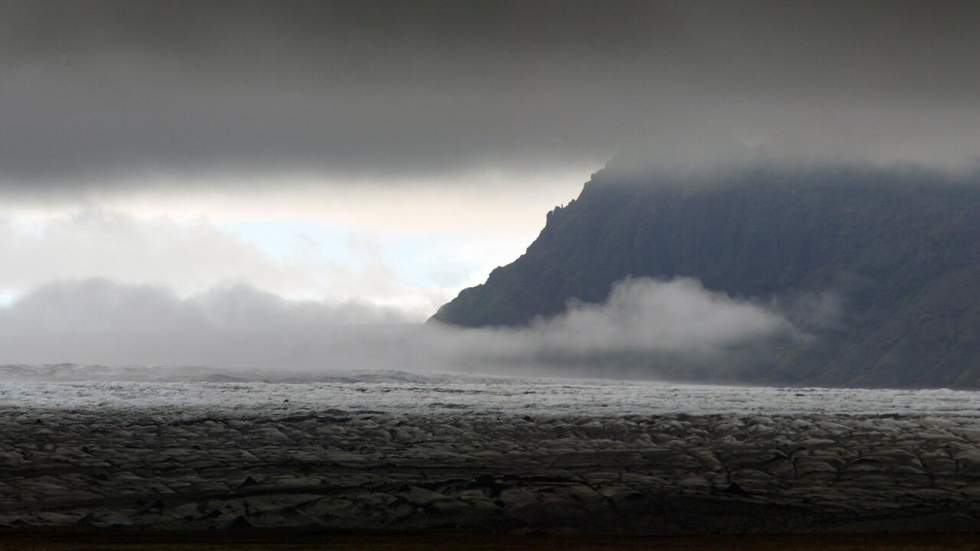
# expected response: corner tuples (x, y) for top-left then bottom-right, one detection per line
(2, 0), (979, 190)
(1, 1), (979, 368)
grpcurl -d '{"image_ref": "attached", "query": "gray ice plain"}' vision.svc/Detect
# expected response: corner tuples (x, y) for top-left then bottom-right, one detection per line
(1, 365), (980, 535)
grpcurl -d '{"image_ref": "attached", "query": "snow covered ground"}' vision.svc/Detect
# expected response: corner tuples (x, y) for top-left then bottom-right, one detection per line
(1, 365), (978, 417)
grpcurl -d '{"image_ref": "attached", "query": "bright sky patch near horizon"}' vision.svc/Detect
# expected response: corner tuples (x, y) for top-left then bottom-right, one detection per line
(0, 166), (595, 317)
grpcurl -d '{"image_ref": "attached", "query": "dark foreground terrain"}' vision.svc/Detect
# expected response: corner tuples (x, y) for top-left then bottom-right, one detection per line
(2, 407), (979, 536)
(2, 532), (980, 550)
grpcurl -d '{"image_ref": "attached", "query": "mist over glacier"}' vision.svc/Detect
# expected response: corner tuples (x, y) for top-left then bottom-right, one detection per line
(0, 276), (799, 381)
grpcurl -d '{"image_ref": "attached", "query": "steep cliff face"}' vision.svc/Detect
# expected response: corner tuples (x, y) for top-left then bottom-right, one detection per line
(431, 165), (980, 387)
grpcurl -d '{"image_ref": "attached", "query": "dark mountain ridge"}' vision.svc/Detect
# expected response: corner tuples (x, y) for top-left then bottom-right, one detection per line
(432, 164), (980, 388)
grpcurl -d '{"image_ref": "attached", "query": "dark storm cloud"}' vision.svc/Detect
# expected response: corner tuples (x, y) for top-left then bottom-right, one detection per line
(1, 0), (980, 191)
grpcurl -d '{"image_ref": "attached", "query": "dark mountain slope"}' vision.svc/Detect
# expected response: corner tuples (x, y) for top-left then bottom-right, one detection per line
(431, 165), (980, 387)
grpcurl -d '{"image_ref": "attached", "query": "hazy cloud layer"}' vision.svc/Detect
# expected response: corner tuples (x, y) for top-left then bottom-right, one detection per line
(2, 0), (980, 194)
(0, 277), (796, 378)
(0, 208), (475, 315)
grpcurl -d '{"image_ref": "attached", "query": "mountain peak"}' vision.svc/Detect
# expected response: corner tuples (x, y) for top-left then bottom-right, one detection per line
(432, 164), (980, 388)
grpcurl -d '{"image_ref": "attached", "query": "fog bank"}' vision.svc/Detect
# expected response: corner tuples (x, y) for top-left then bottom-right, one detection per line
(0, 277), (800, 380)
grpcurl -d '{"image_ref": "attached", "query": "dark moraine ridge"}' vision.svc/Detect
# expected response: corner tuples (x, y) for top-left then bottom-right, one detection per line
(431, 164), (980, 388)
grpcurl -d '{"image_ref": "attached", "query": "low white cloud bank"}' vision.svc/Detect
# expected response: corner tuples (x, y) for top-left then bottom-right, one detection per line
(524, 278), (790, 356)
(0, 277), (800, 380)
